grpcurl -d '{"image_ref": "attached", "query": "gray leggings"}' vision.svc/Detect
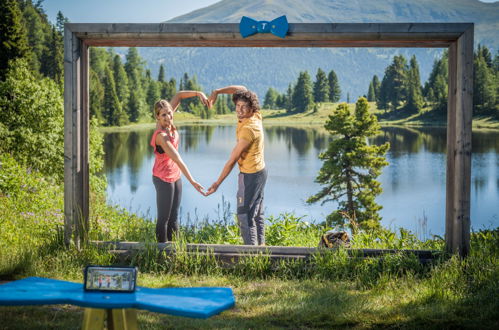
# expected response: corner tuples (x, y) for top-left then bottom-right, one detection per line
(153, 176), (182, 242)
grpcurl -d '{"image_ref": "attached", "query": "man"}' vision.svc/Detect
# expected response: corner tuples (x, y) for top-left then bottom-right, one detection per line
(206, 86), (267, 246)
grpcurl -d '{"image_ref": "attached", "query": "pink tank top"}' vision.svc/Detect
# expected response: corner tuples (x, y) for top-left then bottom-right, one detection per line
(150, 129), (181, 183)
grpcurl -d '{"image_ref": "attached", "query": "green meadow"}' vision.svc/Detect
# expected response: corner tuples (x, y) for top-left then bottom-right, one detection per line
(1, 152), (498, 329)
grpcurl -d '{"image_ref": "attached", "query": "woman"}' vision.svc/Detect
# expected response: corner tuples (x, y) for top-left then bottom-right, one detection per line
(151, 91), (207, 242)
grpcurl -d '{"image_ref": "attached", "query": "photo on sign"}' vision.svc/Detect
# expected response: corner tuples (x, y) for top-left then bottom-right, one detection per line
(84, 266), (137, 292)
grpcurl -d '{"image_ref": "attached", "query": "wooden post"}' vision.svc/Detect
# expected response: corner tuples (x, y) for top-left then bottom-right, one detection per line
(63, 26), (75, 247)
(446, 26), (473, 256)
(64, 25), (90, 248)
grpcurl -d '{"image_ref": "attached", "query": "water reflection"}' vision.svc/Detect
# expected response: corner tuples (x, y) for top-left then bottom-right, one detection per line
(102, 125), (499, 236)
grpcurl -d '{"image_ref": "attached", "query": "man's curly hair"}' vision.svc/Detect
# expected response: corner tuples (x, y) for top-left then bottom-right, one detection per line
(232, 90), (260, 113)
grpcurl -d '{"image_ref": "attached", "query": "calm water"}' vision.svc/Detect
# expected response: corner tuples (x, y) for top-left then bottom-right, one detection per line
(103, 125), (499, 237)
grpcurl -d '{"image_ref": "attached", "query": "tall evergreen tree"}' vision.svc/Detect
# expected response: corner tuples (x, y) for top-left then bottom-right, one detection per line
(474, 52), (496, 115)
(215, 94), (230, 115)
(275, 94), (286, 109)
(328, 70), (341, 102)
(285, 83), (293, 113)
(21, 3), (46, 74)
(158, 64), (165, 82)
(124, 47), (146, 119)
(103, 66), (128, 126)
(380, 55), (408, 110)
(182, 74), (204, 115)
(112, 54), (129, 107)
(40, 26), (63, 84)
(308, 97), (389, 232)
(89, 68), (104, 121)
(313, 68), (329, 103)
(146, 80), (160, 108)
(367, 82), (376, 102)
(263, 87), (279, 109)
(56, 11), (68, 33)
(372, 75), (381, 102)
(292, 71), (314, 113)
(127, 90), (141, 122)
(477, 44), (493, 68)
(160, 77), (177, 101)
(0, 0), (30, 80)
(227, 91), (235, 112)
(405, 55), (423, 113)
(424, 52), (448, 112)
(124, 48), (144, 91)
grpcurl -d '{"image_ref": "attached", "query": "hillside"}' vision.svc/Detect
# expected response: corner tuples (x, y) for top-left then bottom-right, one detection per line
(124, 0), (498, 99)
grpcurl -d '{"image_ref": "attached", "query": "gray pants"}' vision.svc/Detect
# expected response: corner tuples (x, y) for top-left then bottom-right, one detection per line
(237, 168), (267, 245)
(153, 176), (182, 243)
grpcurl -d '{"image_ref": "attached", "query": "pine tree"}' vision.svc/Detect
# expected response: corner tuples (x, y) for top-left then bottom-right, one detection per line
(40, 26), (63, 84)
(372, 75), (381, 102)
(56, 11), (68, 33)
(215, 94), (229, 114)
(367, 82), (376, 102)
(307, 97), (389, 231)
(380, 55), (408, 111)
(127, 90), (141, 122)
(182, 74), (204, 115)
(405, 55), (423, 113)
(158, 64), (165, 82)
(103, 66), (128, 126)
(160, 77), (177, 101)
(227, 92), (235, 112)
(112, 54), (129, 108)
(313, 68), (329, 103)
(424, 52), (448, 112)
(285, 83), (293, 113)
(263, 87), (279, 109)
(146, 80), (160, 108)
(474, 52), (495, 115)
(90, 69), (104, 121)
(21, 3), (46, 74)
(0, 0), (30, 80)
(124, 47), (146, 119)
(124, 48), (144, 91)
(276, 94), (287, 110)
(477, 44), (493, 68)
(328, 70), (341, 102)
(90, 47), (112, 80)
(292, 71), (314, 113)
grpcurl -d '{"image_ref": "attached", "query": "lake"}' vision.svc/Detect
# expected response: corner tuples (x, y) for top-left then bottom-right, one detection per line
(103, 125), (498, 238)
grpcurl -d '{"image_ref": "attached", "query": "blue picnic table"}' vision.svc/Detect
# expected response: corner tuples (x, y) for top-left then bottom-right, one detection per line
(0, 277), (235, 329)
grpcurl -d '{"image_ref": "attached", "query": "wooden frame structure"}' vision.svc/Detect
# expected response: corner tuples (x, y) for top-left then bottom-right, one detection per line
(64, 23), (473, 255)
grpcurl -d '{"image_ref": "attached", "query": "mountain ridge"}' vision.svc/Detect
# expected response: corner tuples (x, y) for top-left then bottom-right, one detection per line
(129, 0), (498, 101)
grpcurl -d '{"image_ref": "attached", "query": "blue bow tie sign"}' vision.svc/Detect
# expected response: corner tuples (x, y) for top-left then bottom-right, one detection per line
(239, 15), (289, 38)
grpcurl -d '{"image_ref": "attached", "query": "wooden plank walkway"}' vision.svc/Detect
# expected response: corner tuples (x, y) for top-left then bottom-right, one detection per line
(92, 241), (440, 264)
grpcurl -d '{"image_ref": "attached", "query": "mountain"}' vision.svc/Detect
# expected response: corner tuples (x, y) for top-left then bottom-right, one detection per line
(170, 0), (498, 46)
(127, 0), (499, 101)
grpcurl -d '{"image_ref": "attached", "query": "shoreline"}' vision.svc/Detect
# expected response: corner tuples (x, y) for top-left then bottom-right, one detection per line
(98, 116), (499, 132)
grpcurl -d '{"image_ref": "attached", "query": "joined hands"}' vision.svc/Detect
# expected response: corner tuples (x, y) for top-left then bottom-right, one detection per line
(191, 180), (218, 197)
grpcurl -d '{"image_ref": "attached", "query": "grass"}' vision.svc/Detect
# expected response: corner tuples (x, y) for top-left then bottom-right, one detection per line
(1, 154), (498, 328)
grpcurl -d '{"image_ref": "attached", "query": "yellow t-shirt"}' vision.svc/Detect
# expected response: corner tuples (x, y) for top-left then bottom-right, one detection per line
(236, 112), (265, 173)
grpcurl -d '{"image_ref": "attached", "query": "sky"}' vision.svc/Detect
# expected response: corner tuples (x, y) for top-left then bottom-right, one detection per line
(43, 0), (220, 24)
(42, 0), (499, 24)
